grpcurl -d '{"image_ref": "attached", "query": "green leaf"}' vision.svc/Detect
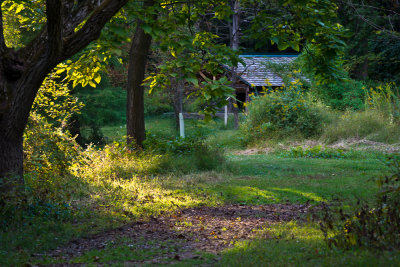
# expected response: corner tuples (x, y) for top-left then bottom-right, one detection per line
(292, 43), (300, 52)
(186, 77), (198, 86)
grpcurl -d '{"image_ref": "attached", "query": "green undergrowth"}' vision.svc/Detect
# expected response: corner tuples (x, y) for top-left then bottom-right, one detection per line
(241, 82), (400, 146)
(320, 155), (400, 251)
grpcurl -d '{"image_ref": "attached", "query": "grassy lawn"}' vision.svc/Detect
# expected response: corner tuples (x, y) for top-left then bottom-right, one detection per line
(1, 116), (399, 266)
(201, 155), (385, 206)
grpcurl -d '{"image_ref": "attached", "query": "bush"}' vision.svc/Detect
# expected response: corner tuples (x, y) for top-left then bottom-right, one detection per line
(241, 83), (327, 142)
(314, 79), (365, 111)
(321, 154), (400, 250)
(23, 113), (83, 201)
(75, 142), (166, 181)
(144, 133), (225, 173)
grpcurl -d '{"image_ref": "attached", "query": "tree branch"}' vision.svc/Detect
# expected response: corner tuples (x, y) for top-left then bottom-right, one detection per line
(62, 0), (98, 37)
(61, 0), (129, 60)
(46, 0), (63, 61)
(20, 0), (127, 66)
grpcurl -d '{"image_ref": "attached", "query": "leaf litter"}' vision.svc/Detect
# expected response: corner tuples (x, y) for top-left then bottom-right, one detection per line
(37, 203), (314, 266)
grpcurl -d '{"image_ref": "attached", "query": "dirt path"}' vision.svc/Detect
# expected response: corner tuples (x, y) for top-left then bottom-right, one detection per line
(235, 138), (400, 155)
(40, 204), (313, 266)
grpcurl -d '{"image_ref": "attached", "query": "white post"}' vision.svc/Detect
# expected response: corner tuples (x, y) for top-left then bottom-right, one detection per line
(179, 112), (185, 138)
(224, 105), (228, 126)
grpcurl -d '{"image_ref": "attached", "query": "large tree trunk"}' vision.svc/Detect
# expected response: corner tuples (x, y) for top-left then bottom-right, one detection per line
(0, 54), (54, 183)
(126, 21), (153, 148)
(0, 135), (23, 179)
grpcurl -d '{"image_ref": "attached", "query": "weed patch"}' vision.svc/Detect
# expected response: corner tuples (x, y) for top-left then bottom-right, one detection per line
(321, 154), (400, 251)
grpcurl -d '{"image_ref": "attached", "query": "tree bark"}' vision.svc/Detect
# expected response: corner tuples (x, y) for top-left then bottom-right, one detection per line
(127, 1), (155, 148)
(0, 135), (23, 179)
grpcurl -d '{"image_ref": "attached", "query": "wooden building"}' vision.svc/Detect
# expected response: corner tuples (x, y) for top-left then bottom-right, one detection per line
(231, 54), (298, 109)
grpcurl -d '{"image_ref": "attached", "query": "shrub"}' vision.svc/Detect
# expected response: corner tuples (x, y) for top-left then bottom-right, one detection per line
(0, 113), (81, 228)
(0, 73), (85, 227)
(242, 82), (326, 142)
(23, 113), (83, 201)
(144, 133), (225, 173)
(314, 79), (365, 111)
(321, 154), (400, 250)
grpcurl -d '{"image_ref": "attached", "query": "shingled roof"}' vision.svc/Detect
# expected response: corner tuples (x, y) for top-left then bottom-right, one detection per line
(236, 55), (298, 87)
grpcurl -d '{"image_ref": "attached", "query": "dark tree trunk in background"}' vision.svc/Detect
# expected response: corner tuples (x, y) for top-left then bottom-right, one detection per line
(68, 114), (83, 145)
(354, 58), (369, 80)
(170, 78), (184, 130)
(230, 0), (240, 129)
(0, 0), (129, 182)
(126, 21), (153, 147)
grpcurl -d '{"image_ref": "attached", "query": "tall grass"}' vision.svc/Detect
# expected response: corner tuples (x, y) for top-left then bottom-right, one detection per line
(321, 109), (400, 143)
(321, 84), (400, 144)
